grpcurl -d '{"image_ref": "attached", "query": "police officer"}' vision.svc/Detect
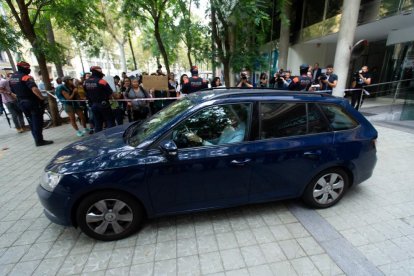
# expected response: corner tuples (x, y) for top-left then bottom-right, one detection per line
(9, 62), (53, 146)
(289, 64), (312, 91)
(83, 66), (114, 132)
(182, 66), (208, 94)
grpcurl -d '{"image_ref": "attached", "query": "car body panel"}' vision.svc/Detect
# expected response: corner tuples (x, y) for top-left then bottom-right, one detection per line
(37, 89), (378, 227)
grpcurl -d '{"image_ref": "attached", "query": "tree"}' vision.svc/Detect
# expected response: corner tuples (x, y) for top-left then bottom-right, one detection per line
(4, 0), (61, 125)
(123, 0), (177, 75)
(176, 0), (211, 68)
(0, 13), (21, 71)
(209, 0), (270, 86)
(98, 0), (128, 73)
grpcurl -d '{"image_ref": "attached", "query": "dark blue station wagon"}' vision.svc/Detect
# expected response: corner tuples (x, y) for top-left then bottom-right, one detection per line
(37, 89), (378, 240)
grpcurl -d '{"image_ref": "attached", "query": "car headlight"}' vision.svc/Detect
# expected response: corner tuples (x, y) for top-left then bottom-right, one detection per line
(41, 171), (62, 192)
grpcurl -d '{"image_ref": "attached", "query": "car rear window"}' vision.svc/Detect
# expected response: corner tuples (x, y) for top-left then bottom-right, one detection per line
(319, 104), (359, 130)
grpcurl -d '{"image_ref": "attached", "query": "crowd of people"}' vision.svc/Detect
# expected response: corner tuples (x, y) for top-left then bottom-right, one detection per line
(253, 62), (371, 109)
(0, 60), (372, 146)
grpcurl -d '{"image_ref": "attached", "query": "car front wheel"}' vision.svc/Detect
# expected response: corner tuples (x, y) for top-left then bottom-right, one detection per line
(302, 168), (349, 208)
(76, 191), (144, 241)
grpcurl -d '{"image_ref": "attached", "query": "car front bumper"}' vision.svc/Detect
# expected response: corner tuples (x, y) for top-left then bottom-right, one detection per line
(36, 185), (72, 226)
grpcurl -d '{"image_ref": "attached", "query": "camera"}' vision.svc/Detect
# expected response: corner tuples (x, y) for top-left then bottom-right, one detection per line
(241, 73), (247, 80)
(319, 74), (328, 81)
(359, 70), (362, 74)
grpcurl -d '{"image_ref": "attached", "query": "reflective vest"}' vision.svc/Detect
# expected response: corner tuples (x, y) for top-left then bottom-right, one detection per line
(9, 72), (38, 101)
(84, 76), (113, 104)
(183, 76), (208, 94)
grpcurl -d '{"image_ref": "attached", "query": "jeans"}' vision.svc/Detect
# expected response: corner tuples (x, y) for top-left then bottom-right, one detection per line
(91, 103), (114, 132)
(5, 101), (25, 129)
(19, 99), (44, 143)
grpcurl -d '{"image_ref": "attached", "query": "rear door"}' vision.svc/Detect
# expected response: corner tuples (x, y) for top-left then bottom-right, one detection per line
(248, 102), (335, 202)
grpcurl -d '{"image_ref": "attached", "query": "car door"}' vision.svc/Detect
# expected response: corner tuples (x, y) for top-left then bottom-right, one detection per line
(248, 102), (334, 202)
(145, 102), (255, 215)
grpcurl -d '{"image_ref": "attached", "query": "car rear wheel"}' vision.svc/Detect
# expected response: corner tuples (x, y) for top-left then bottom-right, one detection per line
(302, 168), (349, 208)
(76, 191), (144, 241)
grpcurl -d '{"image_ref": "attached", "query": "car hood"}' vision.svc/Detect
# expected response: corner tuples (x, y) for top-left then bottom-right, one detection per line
(45, 124), (143, 174)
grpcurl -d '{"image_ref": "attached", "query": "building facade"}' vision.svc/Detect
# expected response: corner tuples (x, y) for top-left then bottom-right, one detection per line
(264, 0), (414, 86)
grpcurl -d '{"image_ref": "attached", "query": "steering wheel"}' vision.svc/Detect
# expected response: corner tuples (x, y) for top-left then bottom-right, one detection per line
(174, 125), (201, 148)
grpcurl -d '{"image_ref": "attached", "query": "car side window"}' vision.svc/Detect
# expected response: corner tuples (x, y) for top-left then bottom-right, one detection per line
(260, 103), (307, 139)
(260, 102), (330, 139)
(308, 103), (330, 134)
(171, 103), (252, 149)
(319, 104), (358, 130)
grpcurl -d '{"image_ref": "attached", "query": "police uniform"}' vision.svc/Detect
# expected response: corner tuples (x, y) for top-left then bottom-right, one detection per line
(289, 64), (312, 91)
(84, 66), (114, 132)
(182, 66), (208, 94)
(9, 62), (53, 146)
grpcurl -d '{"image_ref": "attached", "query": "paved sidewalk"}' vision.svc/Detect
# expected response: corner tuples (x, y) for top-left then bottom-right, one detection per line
(0, 116), (413, 276)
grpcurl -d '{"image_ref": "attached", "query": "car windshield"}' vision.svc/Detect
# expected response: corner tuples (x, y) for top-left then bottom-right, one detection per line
(126, 98), (195, 147)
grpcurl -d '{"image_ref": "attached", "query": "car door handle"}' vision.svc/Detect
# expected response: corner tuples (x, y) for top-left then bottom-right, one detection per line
(303, 151), (322, 159)
(230, 158), (252, 166)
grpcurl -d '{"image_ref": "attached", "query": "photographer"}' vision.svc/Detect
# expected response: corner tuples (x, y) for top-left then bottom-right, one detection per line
(319, 64), (337, 94)
(351, 65), (371, 110)
(237, 71), (253, 88)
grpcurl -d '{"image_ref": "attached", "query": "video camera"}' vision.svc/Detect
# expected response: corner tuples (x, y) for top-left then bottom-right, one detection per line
(319, 74), (328, 81)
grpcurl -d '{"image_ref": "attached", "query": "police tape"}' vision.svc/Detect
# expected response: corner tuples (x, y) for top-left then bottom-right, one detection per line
(43, 88), (370, 102)
(43, 90), (182, 102)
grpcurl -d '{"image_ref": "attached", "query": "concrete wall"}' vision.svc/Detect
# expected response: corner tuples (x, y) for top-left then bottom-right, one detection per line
(387, 25), (414, 46)
(287, 43), (336, 75)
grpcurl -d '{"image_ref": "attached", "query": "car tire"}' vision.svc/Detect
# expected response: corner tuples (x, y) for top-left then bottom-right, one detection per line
(76, 191), (144, 241)
(302, 168), (349, 208)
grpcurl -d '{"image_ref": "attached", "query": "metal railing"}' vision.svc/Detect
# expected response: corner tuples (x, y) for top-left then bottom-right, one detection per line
(357, 78), (414, 121)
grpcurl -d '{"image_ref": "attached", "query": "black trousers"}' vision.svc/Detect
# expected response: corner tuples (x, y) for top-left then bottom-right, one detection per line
(91, 103), (114, 132)
(19, 99), (44, 143)
(351, 89), (363, 110)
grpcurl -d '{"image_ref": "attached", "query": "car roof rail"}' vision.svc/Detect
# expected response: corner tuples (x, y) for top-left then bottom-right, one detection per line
(203, 87), (333, 100)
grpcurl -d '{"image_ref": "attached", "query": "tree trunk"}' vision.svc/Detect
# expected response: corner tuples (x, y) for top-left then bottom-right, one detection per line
(5, 49), (16, 71)
(223, 59), (230, 88)
(45, 18), (64, 77)
(36, 51), (61, 126)
(187, 50), (193, 68)
(128, 33), (138, 71)
(277, 2), (291, 71)
(118, 40), (127, 73)
(154, 18), (170, 75)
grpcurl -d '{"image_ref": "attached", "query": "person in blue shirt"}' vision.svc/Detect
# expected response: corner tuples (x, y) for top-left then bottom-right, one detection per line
(56, 76), (89, 137)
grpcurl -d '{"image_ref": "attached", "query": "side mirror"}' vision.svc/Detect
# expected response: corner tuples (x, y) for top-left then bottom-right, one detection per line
(159, 140), (178, 160)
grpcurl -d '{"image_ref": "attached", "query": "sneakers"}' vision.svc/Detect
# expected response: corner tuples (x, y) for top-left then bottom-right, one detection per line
(76, 130), (84, 137)
(36, 140), (54, 147)
(82, 128), (91, 134)
(16, 128), (24, 133)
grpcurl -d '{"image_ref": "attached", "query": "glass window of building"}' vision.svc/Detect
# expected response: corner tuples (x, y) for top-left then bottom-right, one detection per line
(303, 0), (325, 27)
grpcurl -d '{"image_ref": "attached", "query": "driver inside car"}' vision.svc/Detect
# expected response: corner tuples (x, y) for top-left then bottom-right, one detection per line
(185, 110), (246, 146)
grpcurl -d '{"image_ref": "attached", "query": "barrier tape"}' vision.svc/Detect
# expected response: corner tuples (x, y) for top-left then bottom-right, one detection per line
(43, 90), (182, 102)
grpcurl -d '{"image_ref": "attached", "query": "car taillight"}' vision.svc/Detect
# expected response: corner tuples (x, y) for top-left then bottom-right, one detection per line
(372, 138), (377, 149)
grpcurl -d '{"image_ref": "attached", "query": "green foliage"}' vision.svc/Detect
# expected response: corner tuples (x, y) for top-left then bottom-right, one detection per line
(50, 0), (105, 57)
(210, 0), (271, 72)
(0, 15), (21, 52)
(122, 0), (179, 73)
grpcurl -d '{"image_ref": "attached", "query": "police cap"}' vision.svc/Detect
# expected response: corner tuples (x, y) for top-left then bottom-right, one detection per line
(17, 61), (31, 69)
